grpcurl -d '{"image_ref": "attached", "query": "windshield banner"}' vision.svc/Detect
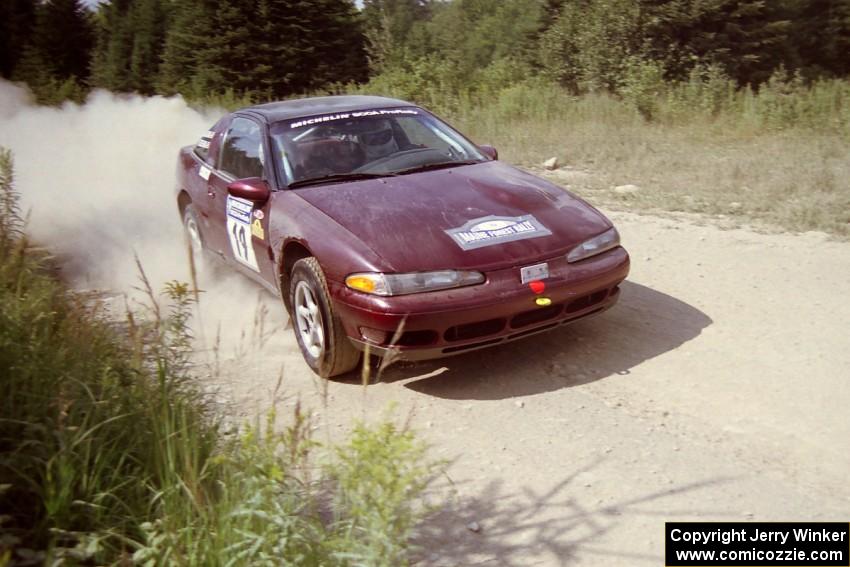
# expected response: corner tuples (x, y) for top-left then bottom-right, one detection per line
(290, 108), (419, 129)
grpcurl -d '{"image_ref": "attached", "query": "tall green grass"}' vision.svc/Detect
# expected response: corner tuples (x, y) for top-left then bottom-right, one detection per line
(0, 148), (437, 565)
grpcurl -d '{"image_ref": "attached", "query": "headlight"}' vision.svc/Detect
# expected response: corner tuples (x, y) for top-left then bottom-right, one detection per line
(567, 227), (620, 263)
(345, 270), (485, 296)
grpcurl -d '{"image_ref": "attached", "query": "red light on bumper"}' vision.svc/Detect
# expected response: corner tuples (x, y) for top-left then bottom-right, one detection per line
(529, 280), (545, 294)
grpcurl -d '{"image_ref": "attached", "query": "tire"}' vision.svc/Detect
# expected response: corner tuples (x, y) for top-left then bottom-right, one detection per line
(182, 203), (207, 274)
(289, 257), (361, 378)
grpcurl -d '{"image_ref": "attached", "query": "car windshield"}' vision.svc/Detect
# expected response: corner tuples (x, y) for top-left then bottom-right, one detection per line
(269, 107), (487, 187)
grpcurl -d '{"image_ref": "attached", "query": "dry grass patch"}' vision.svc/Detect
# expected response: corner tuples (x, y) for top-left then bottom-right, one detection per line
(458, 107), (850, 238)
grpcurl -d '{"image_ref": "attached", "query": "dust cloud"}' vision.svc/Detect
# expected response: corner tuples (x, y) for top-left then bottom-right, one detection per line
(0, 80), (289, 358)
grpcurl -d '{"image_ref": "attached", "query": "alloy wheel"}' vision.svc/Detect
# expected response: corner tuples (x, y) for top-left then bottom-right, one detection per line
(294, 280), (325, 359)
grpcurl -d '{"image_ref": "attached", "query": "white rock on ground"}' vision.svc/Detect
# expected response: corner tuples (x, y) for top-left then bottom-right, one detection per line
(542, 157), (559, 170)
(614, 184), (641, 195)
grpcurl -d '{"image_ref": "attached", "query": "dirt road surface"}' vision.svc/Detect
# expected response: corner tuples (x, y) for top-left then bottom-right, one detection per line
(200, 210), (850, 567)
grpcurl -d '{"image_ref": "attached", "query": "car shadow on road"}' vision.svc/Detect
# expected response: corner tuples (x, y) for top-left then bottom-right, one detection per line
(375, 281), (712, 400)
(411, 458), (732, 566)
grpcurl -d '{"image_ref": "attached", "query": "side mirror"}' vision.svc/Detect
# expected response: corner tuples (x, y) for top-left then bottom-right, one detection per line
(227, 178), (270, 204)
(479, 145), (498, 160)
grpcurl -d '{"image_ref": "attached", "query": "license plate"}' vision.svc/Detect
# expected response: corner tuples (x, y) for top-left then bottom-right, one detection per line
(520, 262), (549, 284)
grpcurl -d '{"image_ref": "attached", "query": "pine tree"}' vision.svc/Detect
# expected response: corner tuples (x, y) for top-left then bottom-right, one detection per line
(160, 0), (366, 100)
(641, 0), (792, 85)
(296, 0), (368, 90)
(158, 0), (217, 96)
(0, 0), (37, 79)
(91, 0), (135, 91)
(12, 0), (93, 102)
(193, 0), (261, 94)
(129, 0), (171, 93)
(787, 0), (850, 78)
(92, 0), (171, 94)
(31, 0), (94, 81)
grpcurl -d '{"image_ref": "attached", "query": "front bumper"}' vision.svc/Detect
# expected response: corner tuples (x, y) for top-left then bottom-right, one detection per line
(330, 247), (630, 361)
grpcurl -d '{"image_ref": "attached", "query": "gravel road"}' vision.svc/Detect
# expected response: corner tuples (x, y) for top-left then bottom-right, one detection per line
(204, 210), (850, 567)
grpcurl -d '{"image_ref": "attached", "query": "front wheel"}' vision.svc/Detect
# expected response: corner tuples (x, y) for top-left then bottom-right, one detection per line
(289, 257), (361, 378)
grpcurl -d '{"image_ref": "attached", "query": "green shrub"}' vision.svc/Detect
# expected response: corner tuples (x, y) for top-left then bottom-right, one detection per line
(0, 148), (437, 565)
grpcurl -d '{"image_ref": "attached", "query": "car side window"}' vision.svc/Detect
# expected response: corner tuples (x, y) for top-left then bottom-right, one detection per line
(219, 117), (265, 179)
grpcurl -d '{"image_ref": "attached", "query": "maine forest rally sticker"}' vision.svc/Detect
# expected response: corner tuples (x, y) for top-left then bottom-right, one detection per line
(445, 215), (552, 250)
(226, 195), (261, 272)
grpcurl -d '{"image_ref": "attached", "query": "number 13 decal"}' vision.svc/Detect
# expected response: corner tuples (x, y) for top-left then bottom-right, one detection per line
(226, 195), (260, 272)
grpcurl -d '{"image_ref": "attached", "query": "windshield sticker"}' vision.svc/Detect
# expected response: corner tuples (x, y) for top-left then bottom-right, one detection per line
(446, 215), (552, 250)
(198, 165), (211, 180)
(290, 108), (419, 129)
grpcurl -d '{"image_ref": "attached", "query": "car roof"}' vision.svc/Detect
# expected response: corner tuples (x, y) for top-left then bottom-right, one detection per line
(239, 95), (416, 124)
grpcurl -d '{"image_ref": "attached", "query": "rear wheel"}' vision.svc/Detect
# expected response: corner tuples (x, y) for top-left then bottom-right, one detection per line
(289, 257), (361, 378)
(182, 203), (208, 274)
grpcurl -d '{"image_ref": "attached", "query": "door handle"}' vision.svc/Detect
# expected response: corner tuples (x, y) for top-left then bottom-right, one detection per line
(207, 188), (215, 198)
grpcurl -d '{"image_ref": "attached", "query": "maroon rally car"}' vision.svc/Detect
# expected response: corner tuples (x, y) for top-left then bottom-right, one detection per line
(176, 96), (629, 377)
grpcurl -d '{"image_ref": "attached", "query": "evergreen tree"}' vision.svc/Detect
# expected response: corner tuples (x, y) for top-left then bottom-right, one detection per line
(300, 0), (368, 88)
(160, 0), (367, 100)
(12, 0), (93, 102)
(158, 0), (217, 95)
(31, 0), (94, 81)
(129, 0), (171, 93)
(787, 0), (850, 78)
(641, 0), (792, 85)
(194, 0), (263, 94)
(91, 0), (135, 91)
(0, 0), (37, 79)
(92, 0), (171, 94)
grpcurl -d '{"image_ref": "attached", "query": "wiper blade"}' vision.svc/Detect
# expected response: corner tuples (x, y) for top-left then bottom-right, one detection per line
(396, 160), (481, 175)
(288, 172), (397, 189)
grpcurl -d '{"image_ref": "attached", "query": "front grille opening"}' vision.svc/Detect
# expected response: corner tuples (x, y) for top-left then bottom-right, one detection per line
(394, 330), (438, 347)
(510, 304), (563, 328)
(443, 337), (503, 354)
(507, 322), (559, 341)
(561, 306), (604, 324)
(444, 318), (506, 342)
(565, 289), (608, 314)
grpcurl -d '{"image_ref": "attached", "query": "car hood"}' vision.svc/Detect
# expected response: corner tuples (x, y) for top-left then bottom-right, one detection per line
(295, 160), (612, 273)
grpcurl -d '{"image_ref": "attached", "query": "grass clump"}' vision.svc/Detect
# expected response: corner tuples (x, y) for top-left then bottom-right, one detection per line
(0, 147), (437, 565)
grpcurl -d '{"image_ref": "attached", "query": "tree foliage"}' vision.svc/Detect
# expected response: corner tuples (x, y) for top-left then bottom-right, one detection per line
(2, 0), (850, 105)
(538, 0), (646, 92)
(0, 0), (37, 79)
(786, 0), (850, 78)
(641, 0), (792, 85)
(159, 0), (367, 99)
(91, 0), (171, 94)
(6, 0), (93, 103)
